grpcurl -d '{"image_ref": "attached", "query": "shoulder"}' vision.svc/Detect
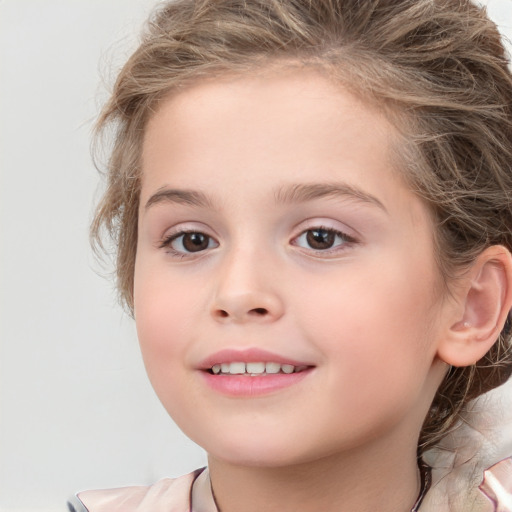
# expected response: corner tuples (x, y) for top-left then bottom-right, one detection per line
(478, 457), (512, 512)
(422, 390), (512, 512)
(421, 457), (512, 512)
(68, 468), (205, 512)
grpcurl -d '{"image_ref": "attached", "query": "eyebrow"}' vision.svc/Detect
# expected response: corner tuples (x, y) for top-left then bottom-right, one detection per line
(274, 182), (388, 213)
(144, 182), (387, 213)
(145, 188), (215, 210)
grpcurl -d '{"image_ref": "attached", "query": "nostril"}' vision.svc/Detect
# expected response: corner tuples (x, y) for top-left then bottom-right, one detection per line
(250, 307), (268, 316)
(212, 305), (275, 321)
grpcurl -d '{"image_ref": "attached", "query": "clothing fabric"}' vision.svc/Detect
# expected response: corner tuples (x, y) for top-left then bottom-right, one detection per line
(68, 467), (217, 512)
(420, 457), (512, 512)
(420, 381), (512, 512)
(68, 458), (512, 512)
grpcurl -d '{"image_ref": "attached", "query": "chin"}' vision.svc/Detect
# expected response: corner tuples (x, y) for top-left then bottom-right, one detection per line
(188, 425), (311, 468)
(209, 445), (307, 468)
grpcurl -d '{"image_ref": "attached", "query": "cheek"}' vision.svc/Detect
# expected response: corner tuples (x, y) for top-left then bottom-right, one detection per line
(293, 256), (439, 402)
(133, 275), (206, 432)
(133, 265), (195, 385)
(296, 259), (436, 343)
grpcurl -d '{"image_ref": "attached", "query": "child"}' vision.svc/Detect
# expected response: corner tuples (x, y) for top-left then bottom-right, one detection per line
(70, 0), (512, 510)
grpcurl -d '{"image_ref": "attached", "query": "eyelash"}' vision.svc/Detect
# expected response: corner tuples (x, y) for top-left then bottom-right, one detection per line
(158, 226), (357, 258)
(291, 226), (357, 255)
(158, 229), (219, 257)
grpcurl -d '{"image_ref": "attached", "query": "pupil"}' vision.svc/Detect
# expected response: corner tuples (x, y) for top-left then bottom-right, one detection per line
(306, 229), (334, 250)
(183, 233), (208, 252)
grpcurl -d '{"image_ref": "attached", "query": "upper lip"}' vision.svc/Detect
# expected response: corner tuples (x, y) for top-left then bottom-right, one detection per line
(198, 348), (313, 370)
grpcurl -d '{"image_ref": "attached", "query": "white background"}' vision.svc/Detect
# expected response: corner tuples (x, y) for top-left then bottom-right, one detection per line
(0, 1), (511, 511)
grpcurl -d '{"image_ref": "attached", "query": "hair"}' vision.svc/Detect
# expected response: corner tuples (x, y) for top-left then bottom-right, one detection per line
(91, 0), (512, 453)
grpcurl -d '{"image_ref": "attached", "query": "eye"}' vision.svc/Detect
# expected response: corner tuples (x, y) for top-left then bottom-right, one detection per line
(293, 227), (354, 251)
(161, 231), (219, 254)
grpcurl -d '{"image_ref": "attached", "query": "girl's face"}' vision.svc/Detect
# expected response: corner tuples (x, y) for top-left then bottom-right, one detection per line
(135, 70), (449, 466)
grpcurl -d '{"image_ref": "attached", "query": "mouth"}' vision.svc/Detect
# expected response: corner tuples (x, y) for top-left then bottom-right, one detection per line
(207, 362), (310, 375)
(198, 349), (314, 396)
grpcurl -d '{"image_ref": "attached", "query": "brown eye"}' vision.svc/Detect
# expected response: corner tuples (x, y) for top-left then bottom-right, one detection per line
(306, 229), (336, 250)
(167, 231), (218, 254)
(293, 227), (354, 252)
(182, 233), (209, 252)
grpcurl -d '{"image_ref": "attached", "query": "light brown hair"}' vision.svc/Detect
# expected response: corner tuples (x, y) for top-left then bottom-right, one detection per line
(91, 0), (512, 453)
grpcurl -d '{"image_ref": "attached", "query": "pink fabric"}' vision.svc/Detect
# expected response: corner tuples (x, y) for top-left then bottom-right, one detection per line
(73, 458), (512, 511)
(75, 468), (217, 512)
(480, 457), (512, 512)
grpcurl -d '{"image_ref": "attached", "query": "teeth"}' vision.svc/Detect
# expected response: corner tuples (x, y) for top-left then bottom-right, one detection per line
(210, 362), (304, 375)
(265, 362), (280, 374)
(229, 362), (245, 374)
(246, 362), (265, 374)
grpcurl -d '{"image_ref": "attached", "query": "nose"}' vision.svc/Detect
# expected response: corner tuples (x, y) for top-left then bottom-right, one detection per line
(210, 250), (285, 324)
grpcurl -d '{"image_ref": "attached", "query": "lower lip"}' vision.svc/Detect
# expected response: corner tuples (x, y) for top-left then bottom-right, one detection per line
(200, 370), (312, 397)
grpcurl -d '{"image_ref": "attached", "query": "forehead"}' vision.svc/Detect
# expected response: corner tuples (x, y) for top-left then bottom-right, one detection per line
(146, 68), (387, 130)
(140, 69), (421, 222)
(144, 70), (392, 166)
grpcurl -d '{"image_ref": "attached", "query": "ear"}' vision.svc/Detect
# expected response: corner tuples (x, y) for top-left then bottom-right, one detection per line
(437, 245), (512, 368)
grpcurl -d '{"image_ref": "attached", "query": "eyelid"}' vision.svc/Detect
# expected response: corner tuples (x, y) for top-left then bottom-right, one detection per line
(158, 222), (217, 243)
(291, 218), (358, 240)
(292, 227), (355, 246)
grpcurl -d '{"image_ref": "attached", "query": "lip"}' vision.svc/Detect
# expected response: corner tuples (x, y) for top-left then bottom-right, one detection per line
(200, 370), (312, 397)
(197, 348), (315, 397)
(198, 348), (312, 370)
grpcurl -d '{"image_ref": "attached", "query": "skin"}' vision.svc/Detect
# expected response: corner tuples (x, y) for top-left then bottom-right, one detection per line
(135, 69), (457, 512)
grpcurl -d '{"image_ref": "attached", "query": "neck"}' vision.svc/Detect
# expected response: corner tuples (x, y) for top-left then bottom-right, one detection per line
(208, 438), (422, 512)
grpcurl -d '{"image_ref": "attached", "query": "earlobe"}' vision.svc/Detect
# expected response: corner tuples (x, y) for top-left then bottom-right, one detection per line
(437, 246), (512, 368)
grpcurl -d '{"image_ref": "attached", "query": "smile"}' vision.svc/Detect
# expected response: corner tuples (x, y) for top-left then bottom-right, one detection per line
(210, 362), (309, 375)
(198, 348), (314, 396)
